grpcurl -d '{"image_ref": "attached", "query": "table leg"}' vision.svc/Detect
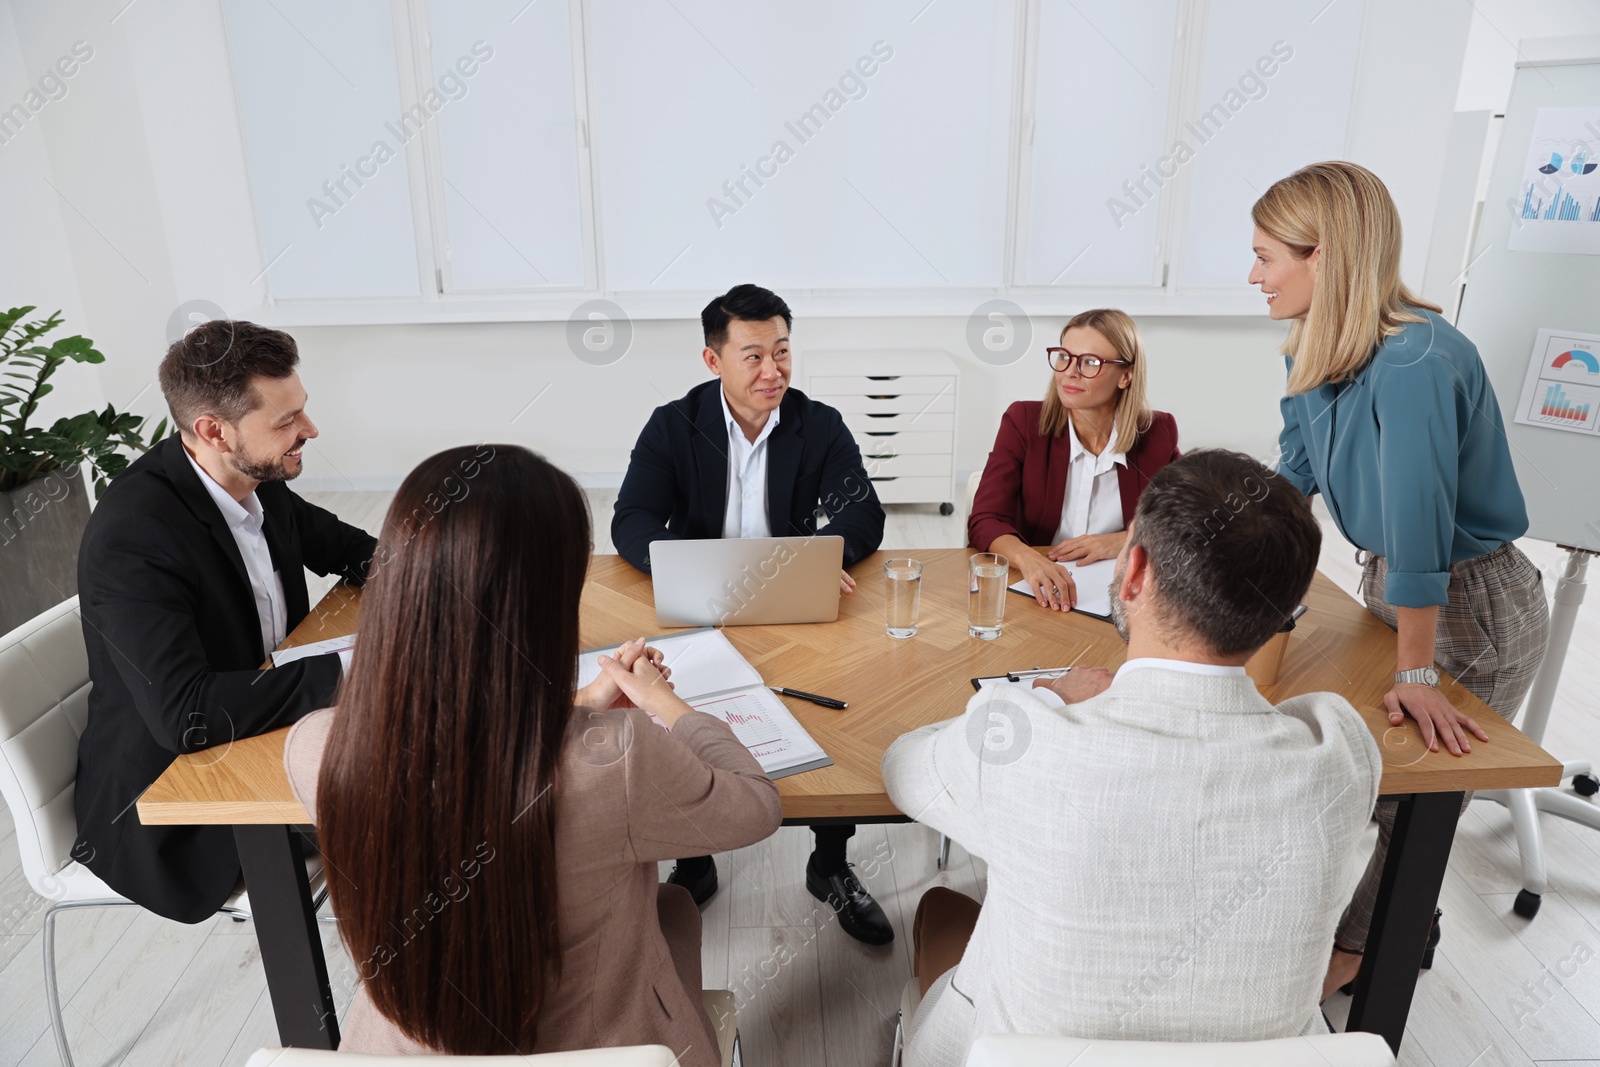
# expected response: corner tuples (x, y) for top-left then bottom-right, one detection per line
(235, 825), (340, 1049)
(1345, 791), (1463, 1053)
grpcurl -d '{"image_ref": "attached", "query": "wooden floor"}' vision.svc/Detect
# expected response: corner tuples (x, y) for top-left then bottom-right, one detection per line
(4, 489), (1599, 1067)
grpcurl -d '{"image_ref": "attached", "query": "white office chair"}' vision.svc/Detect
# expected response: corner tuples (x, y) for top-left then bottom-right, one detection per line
(963, 1032), (1394, 1066)
(933, 469), (986, 874)
(244, 1048), (682, 1065)
(245, 990), (740, 1066)
(893, 979), (1392, 1067)
(0, 597), (325, 1067)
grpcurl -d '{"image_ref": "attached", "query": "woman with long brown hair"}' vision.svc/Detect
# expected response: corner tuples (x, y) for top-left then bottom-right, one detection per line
(968, 308), (1180, 610)
(283, 444), (781, 1059)
(1250, 162), (1548, 999)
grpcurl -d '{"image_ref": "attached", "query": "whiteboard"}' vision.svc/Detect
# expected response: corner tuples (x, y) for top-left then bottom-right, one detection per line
(585, 0), (1014, 290)
(221, 0), (421, 299)
(1455, 56), (1600, 552)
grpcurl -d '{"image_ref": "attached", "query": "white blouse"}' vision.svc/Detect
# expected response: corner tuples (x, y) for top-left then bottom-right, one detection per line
(1052, 419), (1127, 544)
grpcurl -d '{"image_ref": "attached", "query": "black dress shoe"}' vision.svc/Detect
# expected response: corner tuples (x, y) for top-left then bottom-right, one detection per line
(806, 860), (894, 945)
(667, 857), (718, 906)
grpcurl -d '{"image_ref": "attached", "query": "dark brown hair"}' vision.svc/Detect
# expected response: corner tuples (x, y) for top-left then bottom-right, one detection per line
(316, 444), (591, 1053)
(158, 319), (298, 433)
(1129, 449), (1320, 657)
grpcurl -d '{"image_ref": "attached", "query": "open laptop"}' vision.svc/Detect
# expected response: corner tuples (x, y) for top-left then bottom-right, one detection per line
(650, 535), (845, 626)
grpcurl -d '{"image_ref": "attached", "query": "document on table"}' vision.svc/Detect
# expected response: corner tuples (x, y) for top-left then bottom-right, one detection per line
(1009, 556), (1117, 620)
(270, 634), (356, 667)
(578, 628), (832, 779)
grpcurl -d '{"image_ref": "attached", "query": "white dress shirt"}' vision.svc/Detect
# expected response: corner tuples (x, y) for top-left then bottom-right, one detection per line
(184, 447), (288, 657)
(1119, 656), (1248, 678)
(721, 390), (779, 539)
(1053, 418), (1127, 544)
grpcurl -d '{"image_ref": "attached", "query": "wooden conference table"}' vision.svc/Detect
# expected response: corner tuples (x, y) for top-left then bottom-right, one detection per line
(138, 549), (1560, 1054)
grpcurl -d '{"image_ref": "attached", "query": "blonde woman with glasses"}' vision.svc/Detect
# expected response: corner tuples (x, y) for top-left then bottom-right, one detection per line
(1249, 161), (1550, 1001)
(968, 308), (1180, 610)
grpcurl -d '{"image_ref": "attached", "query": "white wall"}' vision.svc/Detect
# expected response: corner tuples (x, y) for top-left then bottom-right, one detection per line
(282, 313), (1293, 491)
(1, 0), (1485, 494)
(0, 1), (103, 425)
(1457, 0), (1600, 112)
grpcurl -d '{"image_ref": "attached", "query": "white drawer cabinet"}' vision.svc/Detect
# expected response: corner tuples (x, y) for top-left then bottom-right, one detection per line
(804, 350), (959, 513)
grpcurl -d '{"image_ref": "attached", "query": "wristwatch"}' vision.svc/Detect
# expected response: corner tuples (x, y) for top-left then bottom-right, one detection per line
(1395, 666), (1441, 687)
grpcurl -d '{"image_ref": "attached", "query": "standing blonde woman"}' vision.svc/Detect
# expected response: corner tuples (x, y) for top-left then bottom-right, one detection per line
(1249, 161), (1549, 1000)
(968, 308), (1180, 610)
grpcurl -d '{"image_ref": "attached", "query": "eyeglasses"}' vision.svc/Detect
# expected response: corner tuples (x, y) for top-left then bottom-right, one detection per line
(1046, 348), (1132, 377)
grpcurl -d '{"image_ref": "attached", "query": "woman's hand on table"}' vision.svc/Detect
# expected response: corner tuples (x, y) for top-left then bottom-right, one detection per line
(576, 638), (670, 711)
(1015, 549), (1078, 611)
(597, 643), (694, 727)
(1384, 682), (1489, 757)
(1048, 531), (1126, 566)
(840, 570), (857, 595)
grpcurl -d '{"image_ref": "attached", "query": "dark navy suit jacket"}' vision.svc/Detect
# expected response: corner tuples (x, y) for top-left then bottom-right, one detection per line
(612, 380), (885, 573)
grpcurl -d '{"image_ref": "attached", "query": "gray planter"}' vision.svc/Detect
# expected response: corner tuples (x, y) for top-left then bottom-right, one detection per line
(0, 467), (91, 635)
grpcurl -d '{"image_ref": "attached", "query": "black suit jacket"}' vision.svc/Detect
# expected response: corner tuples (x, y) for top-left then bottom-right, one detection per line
(73, 435), (376, 923)
(612, 381), (885, 573)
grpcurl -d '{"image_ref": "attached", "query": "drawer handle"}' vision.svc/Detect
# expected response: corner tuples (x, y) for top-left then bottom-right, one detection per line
(866, 395), (902, 400)
(869, 476), (897, 482)
(865, 413), (895, 419)
(866, 375), (901, 380)
(865, 431), (897, 437)
(866, 454), (898, 461)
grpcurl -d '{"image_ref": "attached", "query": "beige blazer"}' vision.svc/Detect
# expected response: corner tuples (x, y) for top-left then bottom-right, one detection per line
(883, 665), (1381, 1067)
(285, 705), (782, 1063)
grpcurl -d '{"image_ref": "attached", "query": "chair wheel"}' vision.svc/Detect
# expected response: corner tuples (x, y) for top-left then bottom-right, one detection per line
(1574, 773), (1599, 797)
(939, 502), (955, 516)
(1514, 889), (1542, 918)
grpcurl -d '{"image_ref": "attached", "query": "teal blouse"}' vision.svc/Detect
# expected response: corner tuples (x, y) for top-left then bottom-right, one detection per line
(1275, 309), (1528, 608)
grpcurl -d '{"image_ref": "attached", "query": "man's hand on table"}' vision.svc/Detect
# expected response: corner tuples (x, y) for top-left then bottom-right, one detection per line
(1033, 667), (1113, 704)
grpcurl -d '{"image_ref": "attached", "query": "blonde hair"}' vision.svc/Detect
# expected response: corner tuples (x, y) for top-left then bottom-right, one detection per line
(1251, 161), (1441, 395)
(1039, 308), (1152, 455)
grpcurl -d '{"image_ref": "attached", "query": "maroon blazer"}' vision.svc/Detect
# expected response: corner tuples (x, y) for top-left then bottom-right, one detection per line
(968, 402), (1181, 551)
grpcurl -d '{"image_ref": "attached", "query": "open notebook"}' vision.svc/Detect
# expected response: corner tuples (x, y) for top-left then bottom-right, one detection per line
(577, 628), (833, 780)
(1009, 556), (1118, 620)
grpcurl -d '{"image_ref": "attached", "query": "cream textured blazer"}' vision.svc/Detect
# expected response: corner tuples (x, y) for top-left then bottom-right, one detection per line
(882, 663), (1381, 1067)
(285, 705), (781, 1063)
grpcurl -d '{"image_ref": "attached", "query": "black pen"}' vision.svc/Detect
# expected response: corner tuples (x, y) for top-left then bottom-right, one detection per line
(770, 686), (848, 710)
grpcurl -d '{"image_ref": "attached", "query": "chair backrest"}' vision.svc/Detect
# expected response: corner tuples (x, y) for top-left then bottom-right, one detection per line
(964, 1032), (1395, 1067)
(0, 597), (93, 899)
(243, 1045), (683, 1066)
(964, 470), (982, 515)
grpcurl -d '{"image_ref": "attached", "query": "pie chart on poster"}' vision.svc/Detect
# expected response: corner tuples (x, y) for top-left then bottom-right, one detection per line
(1551, 349), (1600, 376)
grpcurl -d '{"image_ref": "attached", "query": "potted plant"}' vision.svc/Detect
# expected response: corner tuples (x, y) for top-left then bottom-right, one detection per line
(1, 306), (167, 633)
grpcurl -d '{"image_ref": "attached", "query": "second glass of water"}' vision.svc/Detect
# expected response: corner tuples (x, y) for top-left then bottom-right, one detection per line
(884, 558), (923, 639)
(968, 552), (1009, 640)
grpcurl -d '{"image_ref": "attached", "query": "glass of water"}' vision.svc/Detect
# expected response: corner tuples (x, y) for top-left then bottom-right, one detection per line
(968, 552), (1009, 640)
(884, 558), (923, 639)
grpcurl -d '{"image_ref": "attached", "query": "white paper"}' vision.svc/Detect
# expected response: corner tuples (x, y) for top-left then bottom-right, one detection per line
(974, 678), (1068, 709)
(577, 629), (830, 778)
(1513, 327), (1600, 437)
(1508, 107), (1600, 255)
(577, 628), (762, 700)
(270, 634), (356, 667)
(1008, 556), (1118, 619)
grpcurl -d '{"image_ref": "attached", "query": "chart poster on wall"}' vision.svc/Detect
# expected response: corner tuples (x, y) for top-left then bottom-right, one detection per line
(1514, 328), (1600, 436)
(1509, 107), (1600, 255)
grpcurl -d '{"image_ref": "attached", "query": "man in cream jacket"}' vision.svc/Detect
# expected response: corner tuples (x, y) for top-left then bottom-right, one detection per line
(883, 450), (1380, 1067)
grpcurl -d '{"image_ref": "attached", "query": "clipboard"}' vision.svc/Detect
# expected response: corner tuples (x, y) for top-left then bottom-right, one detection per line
(970, 666), (1071, 692)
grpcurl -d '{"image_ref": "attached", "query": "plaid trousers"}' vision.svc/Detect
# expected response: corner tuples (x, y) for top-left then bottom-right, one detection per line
(1334, 541), (1550, 952)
